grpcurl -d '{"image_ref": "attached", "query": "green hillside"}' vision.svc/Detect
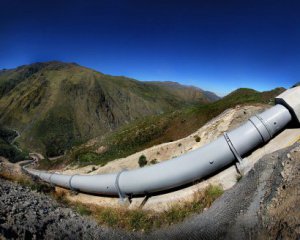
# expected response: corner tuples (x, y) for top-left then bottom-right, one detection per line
(41, 87), (284, 168)
(0, 61), (218, 157)
(0, 127), (29, 163)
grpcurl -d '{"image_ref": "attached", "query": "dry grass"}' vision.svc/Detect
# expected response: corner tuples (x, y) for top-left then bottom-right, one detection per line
(52, 188), (68, 202)
(53, 185), (224, 232)
(0, 168), (54, 193)
(0, 168), (31, 185)
(1, 164), (223, 232)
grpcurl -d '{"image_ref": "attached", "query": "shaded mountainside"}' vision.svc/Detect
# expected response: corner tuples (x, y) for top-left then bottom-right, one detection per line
(0, 61), (218, 157)
(41, 87), (285, 168)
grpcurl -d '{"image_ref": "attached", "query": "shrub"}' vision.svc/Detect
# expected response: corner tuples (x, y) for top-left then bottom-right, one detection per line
(138, 155), (147, 167)
(236, 174), (242, 182)
(0, 127), (18, 144)
(0, 137), (29, 163)
(150, 159), (158, 165)
(194, 135), (201, 142)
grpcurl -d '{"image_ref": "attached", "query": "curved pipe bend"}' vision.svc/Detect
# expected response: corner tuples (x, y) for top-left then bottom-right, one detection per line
(23, 104), (292, 197)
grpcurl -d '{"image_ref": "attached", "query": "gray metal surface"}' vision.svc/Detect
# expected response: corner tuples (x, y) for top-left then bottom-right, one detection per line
(23, 99), (294, 197)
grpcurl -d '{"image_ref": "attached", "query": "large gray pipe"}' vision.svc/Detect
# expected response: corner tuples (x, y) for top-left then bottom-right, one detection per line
(23, 87), (300, 199)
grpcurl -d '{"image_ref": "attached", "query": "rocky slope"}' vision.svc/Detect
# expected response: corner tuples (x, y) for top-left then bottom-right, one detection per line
(0, 178), (133, 240)
(0, 61), (218, 157)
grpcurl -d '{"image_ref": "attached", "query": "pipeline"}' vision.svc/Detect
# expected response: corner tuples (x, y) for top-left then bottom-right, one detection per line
(23, 87), (300, 200)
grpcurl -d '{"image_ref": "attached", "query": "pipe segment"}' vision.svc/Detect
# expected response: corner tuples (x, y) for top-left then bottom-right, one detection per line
(23, 103), (293, 197)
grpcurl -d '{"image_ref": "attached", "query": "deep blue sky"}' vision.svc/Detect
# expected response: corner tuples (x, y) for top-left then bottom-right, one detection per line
(1, 0), (300, 96)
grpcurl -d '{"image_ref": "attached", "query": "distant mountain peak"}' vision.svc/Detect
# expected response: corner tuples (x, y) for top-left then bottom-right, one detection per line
(146, 81), (220, 102)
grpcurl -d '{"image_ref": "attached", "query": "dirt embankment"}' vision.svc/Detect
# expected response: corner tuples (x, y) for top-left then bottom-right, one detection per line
(258, 145), (300, 239)
(62, 105), (267, 174)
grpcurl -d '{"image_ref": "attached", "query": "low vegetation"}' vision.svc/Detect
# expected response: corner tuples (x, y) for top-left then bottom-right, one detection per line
(194, 135), (201, 142)
(0, 127), (29, 163)
(236, 174), (243, 182)
(138, 155), (147, 167)
(150, 159), (158, 165)
(54, 184), (224, 232)
(0, 168), (53, 193)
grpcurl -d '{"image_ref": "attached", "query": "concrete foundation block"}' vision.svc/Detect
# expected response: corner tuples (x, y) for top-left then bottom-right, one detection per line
(275, 86), (300, 125)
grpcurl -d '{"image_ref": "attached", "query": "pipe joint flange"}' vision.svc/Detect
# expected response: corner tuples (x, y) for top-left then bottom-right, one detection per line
(49, 173), (56, 187)
(223, 132), (243, 174)
(115, 169), (129, 204)
(248, 116), (271, 143)
(68, 174), (78, 192)
(255, 114), (273, 139)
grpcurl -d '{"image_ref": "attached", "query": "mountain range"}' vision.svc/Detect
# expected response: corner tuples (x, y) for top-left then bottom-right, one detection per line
(0, 61), (219, 156)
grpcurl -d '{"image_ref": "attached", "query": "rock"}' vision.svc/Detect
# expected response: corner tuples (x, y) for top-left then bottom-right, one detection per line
(0, 178), (128, 239)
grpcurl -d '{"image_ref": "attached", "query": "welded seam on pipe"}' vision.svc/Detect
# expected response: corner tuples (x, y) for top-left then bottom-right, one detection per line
(69, 174), (78, 191)
(223, 132), (243, 164)
(49, 173), (55, 186)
